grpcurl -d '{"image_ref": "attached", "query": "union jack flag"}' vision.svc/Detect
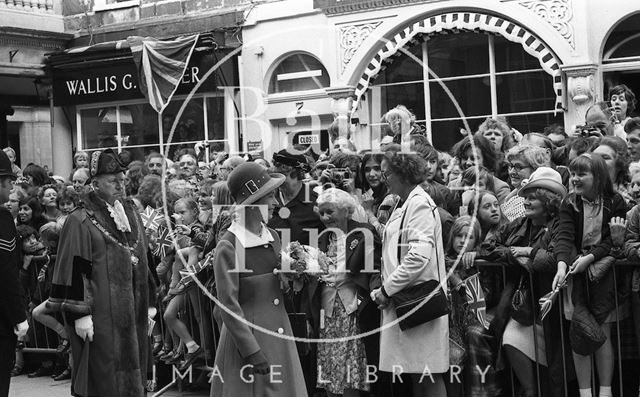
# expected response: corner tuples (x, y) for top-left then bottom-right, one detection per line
(465, 273), (490, 329)
(152, 225), (175, 258)
(140, 206), (163, 232)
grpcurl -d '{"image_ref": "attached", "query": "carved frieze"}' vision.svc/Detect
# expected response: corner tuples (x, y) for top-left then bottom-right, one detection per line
(339, 21), (382, 73)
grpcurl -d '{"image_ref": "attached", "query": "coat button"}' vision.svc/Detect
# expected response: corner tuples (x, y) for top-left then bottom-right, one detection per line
(273, 298), (280, 306)
(277, 327), (284, 334)
(264, 244), (269, 248)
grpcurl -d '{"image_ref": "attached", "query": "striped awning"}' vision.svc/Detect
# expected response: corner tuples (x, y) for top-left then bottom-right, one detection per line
(352, 12), (564, 115)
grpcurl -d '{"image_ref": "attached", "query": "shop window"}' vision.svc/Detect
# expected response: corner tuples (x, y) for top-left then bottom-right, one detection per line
(268, 54), (330, 94)
(372, 32), (558, 151)
(80, 107), (118, 150)
(77, 94), (229, 162)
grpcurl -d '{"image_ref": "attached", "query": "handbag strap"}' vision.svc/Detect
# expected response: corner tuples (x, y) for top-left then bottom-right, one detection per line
(394, 194), (442, 284)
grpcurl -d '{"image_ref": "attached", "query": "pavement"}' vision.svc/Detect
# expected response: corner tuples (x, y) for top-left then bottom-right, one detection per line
(9, 373), (210, 397)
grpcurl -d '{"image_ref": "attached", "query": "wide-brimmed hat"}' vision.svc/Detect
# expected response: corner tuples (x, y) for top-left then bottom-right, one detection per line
(0, 150), (16, 179)
(89, 148), (127, 178)
(518, 166), (567, 197)
(227, 162), (285, 205)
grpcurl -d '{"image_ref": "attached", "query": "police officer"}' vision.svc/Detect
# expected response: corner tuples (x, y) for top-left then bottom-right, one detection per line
(0, 149), (28, 396)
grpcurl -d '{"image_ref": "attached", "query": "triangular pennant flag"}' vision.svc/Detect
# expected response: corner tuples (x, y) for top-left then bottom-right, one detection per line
(127, 35), (199, 113)
(464, 273), (490, 329)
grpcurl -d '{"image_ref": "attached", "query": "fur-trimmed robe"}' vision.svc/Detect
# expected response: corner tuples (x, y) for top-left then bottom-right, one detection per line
(48, 192), (149, 397)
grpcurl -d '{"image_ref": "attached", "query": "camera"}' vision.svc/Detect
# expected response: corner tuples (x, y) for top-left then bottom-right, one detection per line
(574, 124), (603, 138)
(319, 167), (353, 191)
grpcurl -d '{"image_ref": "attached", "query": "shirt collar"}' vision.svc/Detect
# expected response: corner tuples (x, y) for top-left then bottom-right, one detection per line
(227, 221), (274, 248)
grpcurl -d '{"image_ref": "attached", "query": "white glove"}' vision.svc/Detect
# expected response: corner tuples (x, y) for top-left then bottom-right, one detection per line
(75, 315), (94, 342)
(13, 320), (29, 339)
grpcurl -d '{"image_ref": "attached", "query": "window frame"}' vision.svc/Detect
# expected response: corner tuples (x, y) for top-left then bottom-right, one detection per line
(75, 90), (233, 163)
(369, 32), (559, 144)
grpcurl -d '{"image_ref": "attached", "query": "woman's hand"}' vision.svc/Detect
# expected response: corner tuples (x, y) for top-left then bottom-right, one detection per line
(370, 288), (390, 309)
(461, 252), (477, 270)
(552, 261), (567, 290)
(609, 216), (627, 247)
(247, 350), (270, 375)
(572, 254), (594, 274)
(510, 247), (532, 257)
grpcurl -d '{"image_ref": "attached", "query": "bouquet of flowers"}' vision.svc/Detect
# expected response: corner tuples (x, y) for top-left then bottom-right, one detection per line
(277, 241), (335, 292)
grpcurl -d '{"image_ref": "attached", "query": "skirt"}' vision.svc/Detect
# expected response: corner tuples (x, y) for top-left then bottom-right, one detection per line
(317, 298), (369, 394)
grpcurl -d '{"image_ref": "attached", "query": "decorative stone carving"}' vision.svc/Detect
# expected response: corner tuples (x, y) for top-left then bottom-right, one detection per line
(562, 64), (598, 129)
(339, 21), (382, 73)
(565, 66), (597, 105)
(512, 0), (575, 48)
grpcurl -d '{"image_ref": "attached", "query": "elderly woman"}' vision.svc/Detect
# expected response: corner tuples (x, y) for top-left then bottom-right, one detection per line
(501, 145), (552, 221)
(370, 147), (448, 397)
(308, 188), (381, 397)
(211, 162), (306, 397)
(38, 184), (62, 223)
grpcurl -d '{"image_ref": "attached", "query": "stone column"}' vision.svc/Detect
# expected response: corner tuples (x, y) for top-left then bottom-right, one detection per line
(563, 64), (598, 131)
(325, 86), (355, 151)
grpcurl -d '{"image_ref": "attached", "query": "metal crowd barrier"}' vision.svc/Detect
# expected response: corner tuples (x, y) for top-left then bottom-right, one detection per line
(19, 258), (639, 397)
(475, 259), (639, 397)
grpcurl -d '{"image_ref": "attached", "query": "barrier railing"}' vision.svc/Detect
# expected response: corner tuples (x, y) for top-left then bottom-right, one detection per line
(18, 258), (639, 396)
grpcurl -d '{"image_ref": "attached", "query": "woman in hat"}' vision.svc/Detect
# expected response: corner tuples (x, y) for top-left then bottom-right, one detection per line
(493, 167), (568, 397)
(553, 153), (627, 397)
(211, 162), (307, 397)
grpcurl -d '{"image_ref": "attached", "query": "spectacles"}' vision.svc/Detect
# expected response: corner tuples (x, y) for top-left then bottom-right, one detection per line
(507, 163), (530, 172)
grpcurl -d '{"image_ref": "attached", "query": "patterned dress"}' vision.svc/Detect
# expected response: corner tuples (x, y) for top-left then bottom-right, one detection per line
(316, 235), (369, 394)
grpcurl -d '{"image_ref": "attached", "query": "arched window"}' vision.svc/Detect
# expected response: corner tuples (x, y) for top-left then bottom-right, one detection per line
(603, 13), (640, 62)
(602, 13), (640, 112)
(371, 31), (562, 150)
(268, 53), (330, 94)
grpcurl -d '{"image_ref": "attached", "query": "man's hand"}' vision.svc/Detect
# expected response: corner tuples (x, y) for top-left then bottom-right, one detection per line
(75, 315), (94, 342)
(14, 320), (28, 339)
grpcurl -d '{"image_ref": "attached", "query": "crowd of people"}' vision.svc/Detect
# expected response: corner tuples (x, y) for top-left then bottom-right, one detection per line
(1, 84), (640, 397)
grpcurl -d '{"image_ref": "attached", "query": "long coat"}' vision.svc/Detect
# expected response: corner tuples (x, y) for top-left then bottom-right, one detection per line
(211, 227), (307, 397)
(379, 186), (449, 373)
(48, 192), (149, 397)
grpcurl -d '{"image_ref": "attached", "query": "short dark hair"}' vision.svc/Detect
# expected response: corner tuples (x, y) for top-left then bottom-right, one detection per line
(598, 136), (630, 185)
(57, 186), (79, 207)
(569, 153), (614, 199)
(23, 163), (50, 187)
(451, 135), (498, 173)
(543, 124), (567, 138)
(624, 117), (640, 134)
(609, 84), (636, 115)
(383, 144), (427, 185)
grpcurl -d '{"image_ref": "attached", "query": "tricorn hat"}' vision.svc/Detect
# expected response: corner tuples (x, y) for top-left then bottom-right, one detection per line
(227, 162), (285, 205)
(89, 149), (127, 178)
(0, 150), (16, 179)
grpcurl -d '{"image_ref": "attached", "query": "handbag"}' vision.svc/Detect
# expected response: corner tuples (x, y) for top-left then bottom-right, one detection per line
(391, 199), (450, 331)
(511, 274), (534, 326)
